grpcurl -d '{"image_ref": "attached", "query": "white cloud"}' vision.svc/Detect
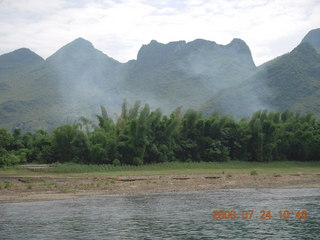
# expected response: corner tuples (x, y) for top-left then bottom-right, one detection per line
(0, 0), (64, 15)
(0, 0), (319, 65)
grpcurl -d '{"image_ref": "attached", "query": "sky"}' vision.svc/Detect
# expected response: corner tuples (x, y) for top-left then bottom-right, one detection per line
(0, 0), (319, 66)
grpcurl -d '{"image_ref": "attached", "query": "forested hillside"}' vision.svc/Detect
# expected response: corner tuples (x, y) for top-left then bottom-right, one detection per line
(0, 28), (319, 131)
(202, 29), (320, 118)
(0, 37), (256, 131)
(0, 38), (123, 131)
(119, 38), (255, 111)
(302, 28), (320, 53)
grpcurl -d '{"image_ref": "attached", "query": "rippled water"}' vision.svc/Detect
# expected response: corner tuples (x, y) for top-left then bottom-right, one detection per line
(0, 188), (319, 239)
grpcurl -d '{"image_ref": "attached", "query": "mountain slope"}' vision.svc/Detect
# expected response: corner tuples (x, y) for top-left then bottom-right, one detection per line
(301, 28), (320, 53)
(119, 38), (256, 112)
(202, 42), (320, 118)
(46, 38), (123, 119)
(0, 48), (44, 74)
(1, 28), (319, 131)
(0, 48), (54, 130)
(0, 39), (123, 131)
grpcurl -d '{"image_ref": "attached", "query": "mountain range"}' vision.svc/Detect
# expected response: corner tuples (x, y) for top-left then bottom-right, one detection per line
(0, 28), (319, 131)
(202, 28), (320, 118)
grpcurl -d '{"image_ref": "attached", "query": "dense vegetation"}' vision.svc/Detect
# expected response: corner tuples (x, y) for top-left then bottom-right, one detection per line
(1, 101), (319, 167)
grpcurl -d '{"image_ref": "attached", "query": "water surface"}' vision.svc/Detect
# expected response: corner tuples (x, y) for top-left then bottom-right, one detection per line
(0, 188), (319, 239)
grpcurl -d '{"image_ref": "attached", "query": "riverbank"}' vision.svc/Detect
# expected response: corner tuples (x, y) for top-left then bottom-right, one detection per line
(0, 161), (319, 203)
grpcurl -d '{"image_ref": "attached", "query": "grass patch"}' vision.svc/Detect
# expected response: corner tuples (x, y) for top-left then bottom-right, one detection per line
(250, 170), (258, 176)
(40, 181), (56, 188)
(46, 161), (320, 174)
(0, 161), (319, 178)
(58, 188), (71, 193)
(1, 181), (13, 189)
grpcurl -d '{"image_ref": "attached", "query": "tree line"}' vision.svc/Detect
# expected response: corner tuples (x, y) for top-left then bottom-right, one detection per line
(1, 101), (320, 167)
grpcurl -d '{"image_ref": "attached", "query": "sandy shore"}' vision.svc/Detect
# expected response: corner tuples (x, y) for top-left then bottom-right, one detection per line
(0, 173), (319, 203)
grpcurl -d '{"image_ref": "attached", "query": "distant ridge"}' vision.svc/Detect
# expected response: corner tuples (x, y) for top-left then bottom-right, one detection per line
(301, 28), (320, 53)
(202, 36), (320, 118)
(0, 48), (44, 72)
(0, 28), (319, 131)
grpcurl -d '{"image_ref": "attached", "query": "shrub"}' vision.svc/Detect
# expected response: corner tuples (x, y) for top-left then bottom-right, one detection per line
(0, 153), (21, 167)
(4, 181), (13, 189)
(16, 148), (28, 164)
(250, 170), (258, 176)
(112, 159), (121, 166)
(132, 157), (143, 166)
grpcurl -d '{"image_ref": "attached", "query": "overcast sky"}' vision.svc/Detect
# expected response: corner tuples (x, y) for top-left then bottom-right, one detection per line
(0, 0), (319, 65)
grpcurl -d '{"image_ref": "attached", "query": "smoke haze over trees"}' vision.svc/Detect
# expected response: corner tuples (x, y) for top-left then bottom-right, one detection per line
(0, 28), (319, 133)
(1, 102), (320, 167)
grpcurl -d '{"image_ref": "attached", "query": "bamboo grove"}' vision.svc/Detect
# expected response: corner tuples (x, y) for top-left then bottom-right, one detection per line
(1, 101), (320, 167)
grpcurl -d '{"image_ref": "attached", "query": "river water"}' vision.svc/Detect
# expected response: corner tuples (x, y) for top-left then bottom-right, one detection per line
(0, 188), (319, 239)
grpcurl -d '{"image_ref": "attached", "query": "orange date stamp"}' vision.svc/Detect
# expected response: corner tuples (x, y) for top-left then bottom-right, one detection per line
(212, 210), (308, 220)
